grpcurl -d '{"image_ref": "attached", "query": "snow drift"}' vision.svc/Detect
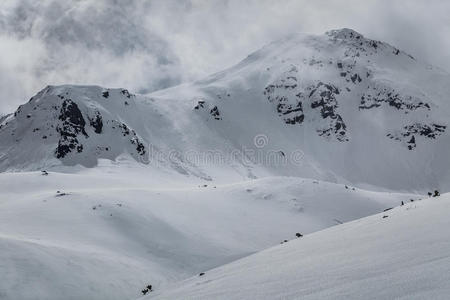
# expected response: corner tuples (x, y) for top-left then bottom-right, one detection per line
(150, 194), (450, 300)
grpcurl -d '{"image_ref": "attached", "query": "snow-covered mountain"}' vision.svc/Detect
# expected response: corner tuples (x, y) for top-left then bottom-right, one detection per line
(1, 28), (450, 191)
(1, 29), (450, 300)
(149, 193), (450, 300)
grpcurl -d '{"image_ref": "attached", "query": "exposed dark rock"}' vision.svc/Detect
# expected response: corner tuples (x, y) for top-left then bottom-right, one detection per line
(193, 100), (222, 120)
(194, 100), (205, 110)
(58, 100), (87, 136)
(350, 73), (362, 83)
(121, 89), (133, 98)
(210, 106), (222, 120)
(89, 112), (103, 134)
(359, 87), (431, 112)
(407, 135), (416, 150)
(142, 284), (153, 295)
(55, 100), (87, 159)
(387, 123), (446, 150)
(131, 137), (146, 155)
(55, 192), (69, 197)
(111, 121), (146, 156)
(119, 123), (130, 136)
(265, 70), (348, 141)
(265, 69), (305, 125)
(308, 82), (348, 141)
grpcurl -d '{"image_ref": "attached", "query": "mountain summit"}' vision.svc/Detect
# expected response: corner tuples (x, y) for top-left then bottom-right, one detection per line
(1, 29), (449, 190)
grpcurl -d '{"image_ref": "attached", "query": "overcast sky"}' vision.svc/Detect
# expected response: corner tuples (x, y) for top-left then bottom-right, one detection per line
(0, 0), (449, 114)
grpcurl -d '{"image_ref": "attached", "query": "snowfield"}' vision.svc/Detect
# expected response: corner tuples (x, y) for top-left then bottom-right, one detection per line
(0, 168), (415, 300)
(149, 194), (450, 300)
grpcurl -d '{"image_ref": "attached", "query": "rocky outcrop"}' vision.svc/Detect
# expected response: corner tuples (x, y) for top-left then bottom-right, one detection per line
(387, 123), (446, 150)
(307, 82), (348, 141)
(360, 87), (431, 112)
(55, 99), (88, 158)
(89, 111), (103, 134)
(264, 67), (305, 126)
(194, 100), (222, 120)
(265, 70), (348, 141)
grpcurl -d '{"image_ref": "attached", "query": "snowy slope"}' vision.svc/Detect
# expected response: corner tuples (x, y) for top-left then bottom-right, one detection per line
(1, 29), (450, 191)
(0, 170), (416, 300)
(149, 194), (450, 300)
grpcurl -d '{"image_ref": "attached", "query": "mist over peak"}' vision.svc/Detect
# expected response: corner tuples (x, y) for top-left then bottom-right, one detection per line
(1, 0), (449, 116)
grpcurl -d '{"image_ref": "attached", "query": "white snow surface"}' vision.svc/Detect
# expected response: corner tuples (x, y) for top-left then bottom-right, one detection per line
(149, 194), (450, 300)
(0, 169), (414, 300)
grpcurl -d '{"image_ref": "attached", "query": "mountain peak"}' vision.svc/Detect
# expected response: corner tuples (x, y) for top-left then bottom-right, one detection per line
(0, 84), (149, 170)
(326, 28), (364, 40)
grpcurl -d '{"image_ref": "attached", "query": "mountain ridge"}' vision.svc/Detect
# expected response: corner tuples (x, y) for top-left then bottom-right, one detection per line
(1, 28), (449, 191)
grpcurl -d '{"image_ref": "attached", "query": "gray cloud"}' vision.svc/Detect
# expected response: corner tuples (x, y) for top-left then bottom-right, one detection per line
(1, 0), (449, 114)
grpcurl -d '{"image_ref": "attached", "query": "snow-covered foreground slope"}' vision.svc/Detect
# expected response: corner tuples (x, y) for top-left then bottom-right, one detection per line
(1, 29), (450, 191)
(150, 194), (450, 300)
(0, 170), (415, 300)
